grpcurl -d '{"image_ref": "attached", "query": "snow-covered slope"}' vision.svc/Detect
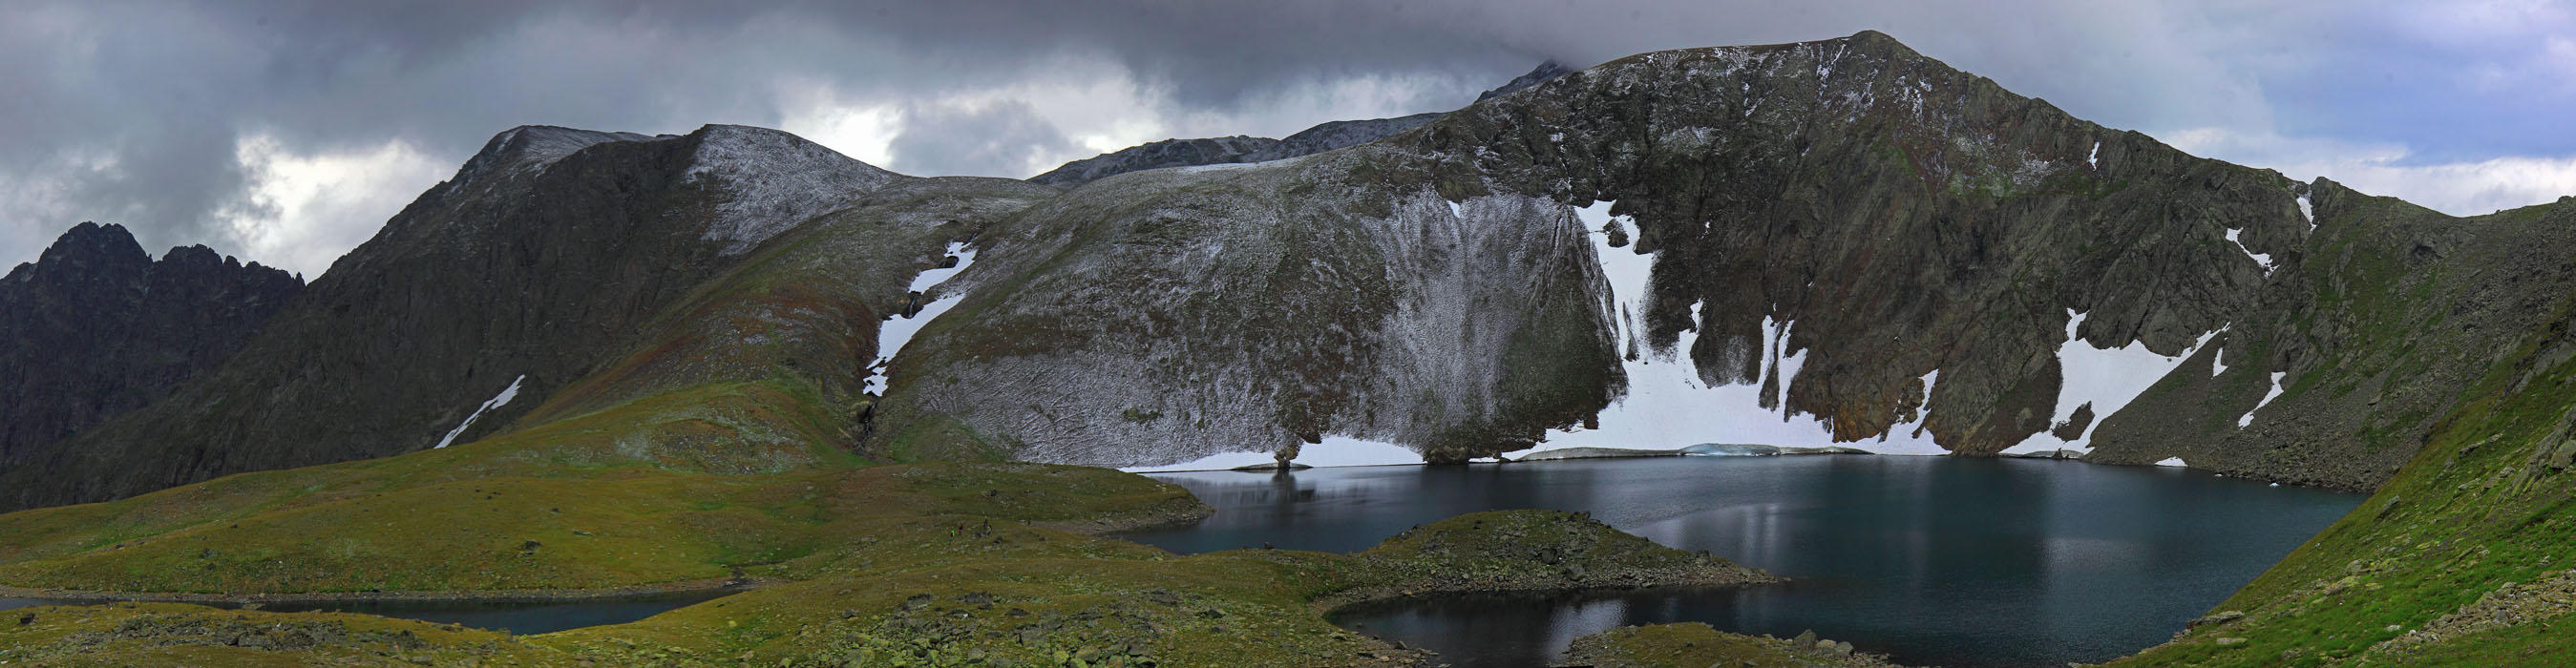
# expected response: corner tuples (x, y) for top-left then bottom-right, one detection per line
(688, 125), (899, 254)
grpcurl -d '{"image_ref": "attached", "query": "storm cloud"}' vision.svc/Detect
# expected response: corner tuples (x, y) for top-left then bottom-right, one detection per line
(4, 0), (2571, 276)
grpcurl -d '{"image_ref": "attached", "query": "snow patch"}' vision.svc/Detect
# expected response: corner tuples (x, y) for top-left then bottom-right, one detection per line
(688, 125), (897, 255)
(1531, 200), (1948, 456)
(433, 374), (525, 449)
(2153, 456), (2187, 468)
(1117, 435), (1423, 472)
(2225, 227), (2273, 271)
(2295, 192), (2315, 232)
(866, 241), (979, 394)
(2088, 141), (2100, 169)
(2004, 311), (2219, 454)
(2238, 371), (2288, 428)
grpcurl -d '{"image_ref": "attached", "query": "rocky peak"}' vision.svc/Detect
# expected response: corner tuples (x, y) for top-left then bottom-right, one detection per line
(12, 222), (152, 283)
(0, 223), (303, 471)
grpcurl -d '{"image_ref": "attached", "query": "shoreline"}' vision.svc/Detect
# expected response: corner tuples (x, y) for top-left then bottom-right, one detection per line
(1136, 449), (2365, 491)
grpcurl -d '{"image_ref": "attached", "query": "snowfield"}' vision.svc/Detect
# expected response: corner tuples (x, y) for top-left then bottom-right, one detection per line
(1526, 200), (1950, 457)
(2240, 371), (2288, 428)
(433, 374), (525, 449)
(867, 241), (979, 395)
(2002, 310), (2218, 455)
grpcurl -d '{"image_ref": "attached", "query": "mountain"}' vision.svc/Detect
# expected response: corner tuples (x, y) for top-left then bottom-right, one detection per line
(7, 32), (2511, 504)
(0, 222), (301, 470)
(0, 124), (1054, 510)
(3, 30), (2574, 666)
(1025, 62), (1573, 187)
(870, 31), (2314, 473)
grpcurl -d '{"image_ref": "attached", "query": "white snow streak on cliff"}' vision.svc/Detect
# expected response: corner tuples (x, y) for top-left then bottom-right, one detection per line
(867, 242), (978, 395)
(2226, 227), (2273, 272)
(2239, 371), (2288, 428)
(688, 125), (897, 255)
(433, 374), (525, 449)
(1524, 200), (1947, 456)
(2296, 192), (2315, 231)
(2003, 311), (2218, 454)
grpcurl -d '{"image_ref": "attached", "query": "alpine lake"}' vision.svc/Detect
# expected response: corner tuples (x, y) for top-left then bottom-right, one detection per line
(1120, 454), (2363, 668)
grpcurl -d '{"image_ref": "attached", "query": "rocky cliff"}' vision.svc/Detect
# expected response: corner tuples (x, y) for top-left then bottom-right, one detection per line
(0, 223), (301, 470)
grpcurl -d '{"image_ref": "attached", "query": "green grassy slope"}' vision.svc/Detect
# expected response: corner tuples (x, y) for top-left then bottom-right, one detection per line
(2110, 232), (2576, 666)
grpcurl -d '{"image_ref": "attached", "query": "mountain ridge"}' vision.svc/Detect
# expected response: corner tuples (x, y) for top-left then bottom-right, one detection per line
(0, 222), (301, 472)
(0, 123), (1003, 510)
(1025, 61), (1574, 187)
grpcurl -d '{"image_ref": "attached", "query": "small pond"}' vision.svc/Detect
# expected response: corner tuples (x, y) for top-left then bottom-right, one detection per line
(0, 590), (734, 636)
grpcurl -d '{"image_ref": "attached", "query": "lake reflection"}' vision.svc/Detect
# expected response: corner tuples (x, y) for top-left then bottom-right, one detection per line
(1121, 456), (2361, 668)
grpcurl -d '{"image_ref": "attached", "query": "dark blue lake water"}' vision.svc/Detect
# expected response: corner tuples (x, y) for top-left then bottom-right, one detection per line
(1120, 456), (2363, 668)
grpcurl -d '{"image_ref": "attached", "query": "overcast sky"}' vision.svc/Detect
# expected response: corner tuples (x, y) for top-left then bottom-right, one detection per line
(5, 0), (2572, 277)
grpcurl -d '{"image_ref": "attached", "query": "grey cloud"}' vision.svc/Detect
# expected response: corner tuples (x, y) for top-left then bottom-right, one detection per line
(888, 100), (1082, 180)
